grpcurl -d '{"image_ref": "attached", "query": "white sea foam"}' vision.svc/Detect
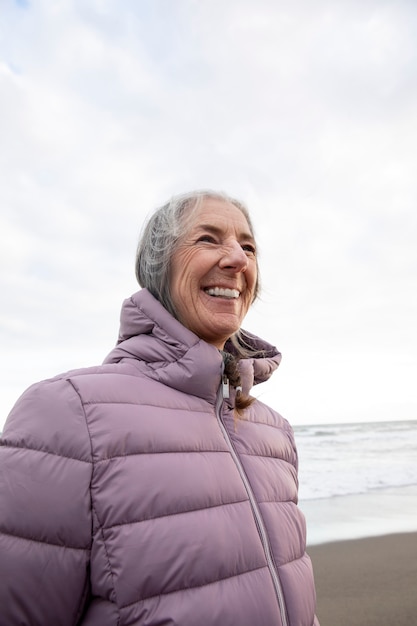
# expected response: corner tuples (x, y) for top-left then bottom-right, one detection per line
(294, 420), (417, 501)
(300, 485), (417, 545)
(294, 420), (417, 543)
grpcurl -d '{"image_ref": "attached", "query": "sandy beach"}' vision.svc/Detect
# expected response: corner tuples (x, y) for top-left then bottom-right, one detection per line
(307, 532), (417, 626)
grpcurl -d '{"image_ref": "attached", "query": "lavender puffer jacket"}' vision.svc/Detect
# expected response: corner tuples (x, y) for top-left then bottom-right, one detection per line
(0, 289), (319, 626)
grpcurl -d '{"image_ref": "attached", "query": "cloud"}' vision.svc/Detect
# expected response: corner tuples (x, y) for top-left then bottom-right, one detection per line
(1, 0), (417, 426)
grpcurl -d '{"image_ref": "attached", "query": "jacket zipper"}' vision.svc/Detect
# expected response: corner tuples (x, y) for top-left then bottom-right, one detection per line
(215, 379), (289, 626)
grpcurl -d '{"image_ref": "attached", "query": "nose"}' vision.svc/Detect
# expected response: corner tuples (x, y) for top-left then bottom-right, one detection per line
(219, 240), (248, 272)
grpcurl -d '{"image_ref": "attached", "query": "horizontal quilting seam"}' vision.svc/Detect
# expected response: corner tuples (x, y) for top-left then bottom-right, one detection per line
(81, 400), (211, 414)
(238, 451), (294, 462)
(0, 528), (89, 551)
(94, 449), (229, 463)
(0, 443), (92, 464)
(101, 497), (250, 531)
(119, 563), (269, 610)
(237, 419), (290, 433)
(257, 498), (295, 505)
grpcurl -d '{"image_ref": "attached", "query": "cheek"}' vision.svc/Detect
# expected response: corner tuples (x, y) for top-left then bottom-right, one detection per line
(247, 265), (258, 300)
(170, 250), (200, 303)
(171, 250), (188, 287)
(175, 249), (208, 287)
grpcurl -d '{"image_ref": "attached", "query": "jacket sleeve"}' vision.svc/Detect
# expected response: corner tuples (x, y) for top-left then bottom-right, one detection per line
(0, 377), (93, 626)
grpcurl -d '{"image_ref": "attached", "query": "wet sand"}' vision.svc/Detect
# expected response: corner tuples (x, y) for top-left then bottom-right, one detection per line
(307, 532), (417, 626)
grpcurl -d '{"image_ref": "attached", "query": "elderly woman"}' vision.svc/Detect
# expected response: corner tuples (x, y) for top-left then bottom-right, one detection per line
(0, 191), (319, 626)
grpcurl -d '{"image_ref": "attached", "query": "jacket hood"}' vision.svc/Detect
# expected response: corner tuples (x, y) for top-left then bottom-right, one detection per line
(103, 289), (282, 402)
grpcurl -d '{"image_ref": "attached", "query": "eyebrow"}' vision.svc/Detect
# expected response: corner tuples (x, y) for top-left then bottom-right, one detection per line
(196, 223), (255, 243)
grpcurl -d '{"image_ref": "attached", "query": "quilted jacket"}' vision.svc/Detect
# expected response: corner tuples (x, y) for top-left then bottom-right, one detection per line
(0, 289), (319, 626)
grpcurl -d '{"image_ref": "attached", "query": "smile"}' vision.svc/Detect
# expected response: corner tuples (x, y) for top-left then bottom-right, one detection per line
(205, 287), (240, 299)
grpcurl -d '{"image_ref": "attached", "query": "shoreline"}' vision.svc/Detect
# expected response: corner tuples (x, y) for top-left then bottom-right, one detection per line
(300, 484), (417, 546)
(307, 532), (417, 626)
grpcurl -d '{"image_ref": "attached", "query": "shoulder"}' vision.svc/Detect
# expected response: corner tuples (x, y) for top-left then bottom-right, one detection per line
(2, 375), (90, 460)
(243, 398), (298, 467)
(247, 396), (295, 435)
(1, 361), (144, 458)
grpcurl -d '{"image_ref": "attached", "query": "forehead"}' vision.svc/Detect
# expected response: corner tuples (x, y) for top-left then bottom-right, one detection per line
(185, 197), (253, 236)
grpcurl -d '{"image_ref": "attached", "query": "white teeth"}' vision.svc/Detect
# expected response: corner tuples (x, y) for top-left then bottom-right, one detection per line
(205, 287), (240, 298)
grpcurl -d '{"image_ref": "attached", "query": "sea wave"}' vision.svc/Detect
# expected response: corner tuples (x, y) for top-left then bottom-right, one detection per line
(294, 419), (417, 501)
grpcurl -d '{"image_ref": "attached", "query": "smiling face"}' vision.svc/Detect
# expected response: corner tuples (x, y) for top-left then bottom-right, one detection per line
(170, 197), (258, 349)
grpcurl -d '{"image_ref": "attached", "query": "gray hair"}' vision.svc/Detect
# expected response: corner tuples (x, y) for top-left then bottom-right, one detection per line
(135, 190), (260, 346)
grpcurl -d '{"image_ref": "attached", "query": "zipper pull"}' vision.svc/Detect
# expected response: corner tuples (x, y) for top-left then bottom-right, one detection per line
(222, 375), (230, 399)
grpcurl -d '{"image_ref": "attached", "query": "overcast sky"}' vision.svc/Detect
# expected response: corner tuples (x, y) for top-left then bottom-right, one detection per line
(1, 0), (416, 428)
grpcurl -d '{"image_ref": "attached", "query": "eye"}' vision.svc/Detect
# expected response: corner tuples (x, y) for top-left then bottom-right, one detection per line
(241, 243), (256, 255)
(197, 234), (217, 244)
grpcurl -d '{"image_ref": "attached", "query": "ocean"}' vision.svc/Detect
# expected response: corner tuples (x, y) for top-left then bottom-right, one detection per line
(294, 420), (417, 545)
(1, 418), (415, 546)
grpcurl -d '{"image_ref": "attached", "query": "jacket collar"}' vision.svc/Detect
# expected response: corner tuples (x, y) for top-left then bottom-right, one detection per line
(104, 289), (281, 403)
